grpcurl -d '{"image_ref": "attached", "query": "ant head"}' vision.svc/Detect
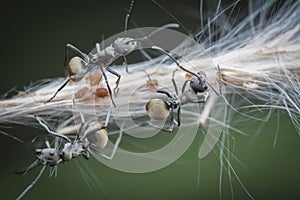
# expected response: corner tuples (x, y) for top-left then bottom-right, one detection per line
(190, 71), (208, 93)
(36, 148), (60, 166)
(113, 37), (137, 55)
(84, 121), (108, 149)
(68, 56), (85, 77)
(146, 98), (170, 120)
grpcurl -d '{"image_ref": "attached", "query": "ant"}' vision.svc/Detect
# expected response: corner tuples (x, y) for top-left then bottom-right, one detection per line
(16, 111), (123, 199)
(145, 67), (209, 132)
(145, 46), (222, 132)
(46, 0), (178, 107)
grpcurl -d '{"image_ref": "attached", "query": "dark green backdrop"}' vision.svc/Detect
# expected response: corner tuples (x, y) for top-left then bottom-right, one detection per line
(0, 1), (299, 199)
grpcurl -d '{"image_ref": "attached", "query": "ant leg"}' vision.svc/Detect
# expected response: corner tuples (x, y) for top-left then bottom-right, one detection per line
(106, 67), (121, 95)
(15, 160), (40, 175)
(45, 78), (70, 103)
(75, 111), (87, 140)
(95, 43), (120, 98)
(66, 44), (89, 64)
(192, 91), (210, 103)
(100, 67), (116, 107)
(146, 112), (174, 133)
(167, 108), (175, 132)
(177, 106), (181, 126)
(16, 164), (47, 200)
(104, 108), (111, 127)
(157, 89), (173, 98)
(44, 139), (51, 148)
(105, 126), (123, 160)
(145, 71), (174, 98)
(82, 150), (90, 160)
(144, 121), (166, 131)
(171, 69), (179, 96)
(34, 115), (71, 143)
(122, 56), (132, 74)
(145, 70), (158, 91)
(181, 80), (190, 93)
(46, 44), (88, 103)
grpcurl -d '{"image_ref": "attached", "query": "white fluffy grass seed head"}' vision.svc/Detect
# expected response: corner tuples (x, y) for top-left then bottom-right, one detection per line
(0, 0), (299, 136)
(0, 0), (299, 199)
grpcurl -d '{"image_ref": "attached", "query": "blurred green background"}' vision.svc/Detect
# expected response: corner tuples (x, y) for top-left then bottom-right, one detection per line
(0, 0), (300, 199)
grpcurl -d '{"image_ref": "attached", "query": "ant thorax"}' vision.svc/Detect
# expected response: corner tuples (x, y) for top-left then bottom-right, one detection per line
(165, 96), (180, 109)
(61, 142), (86, 161)
(112, 37), (138, 55)
(90, 37), (138, 67)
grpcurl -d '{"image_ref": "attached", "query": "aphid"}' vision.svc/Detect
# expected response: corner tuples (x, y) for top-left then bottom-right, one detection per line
(145, 68), (209, 132)
(16, 112), (123, 199)
(95, 87), (109, 98)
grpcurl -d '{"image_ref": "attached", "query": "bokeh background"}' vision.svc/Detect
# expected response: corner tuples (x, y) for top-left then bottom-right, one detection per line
(0, 0), (299, 199)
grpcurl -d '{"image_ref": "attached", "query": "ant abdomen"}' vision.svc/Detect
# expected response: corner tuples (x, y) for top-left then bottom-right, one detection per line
(85, 121), (108, 149)
(146, 98), (170, 120)
(67, 56), (85, 79)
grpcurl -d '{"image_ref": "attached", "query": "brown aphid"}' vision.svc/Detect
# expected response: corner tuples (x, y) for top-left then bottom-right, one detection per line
(185, 72), (194, 79)
(216, 68), (227, 85)
(85, 72), (102, 86)
(75, 87), (90, 100)
(147, 79), (159, 91)
(95, 88), (109, 98)
(220, 73), (227, 85)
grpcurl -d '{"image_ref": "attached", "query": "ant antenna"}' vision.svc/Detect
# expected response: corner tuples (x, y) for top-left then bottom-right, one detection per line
(123, 0), (136, 72)
(144, 70), (173, 98)
(135, 23), (179, 42)
(144, 70), (157, 90)
(152, 46), (199, 78)
(124, 0), (135, 32)
(152, 46), (221, 97)
(0, 130), (23, 143)
(16, 164), (46, 200)
(152, 0), (189, 34)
